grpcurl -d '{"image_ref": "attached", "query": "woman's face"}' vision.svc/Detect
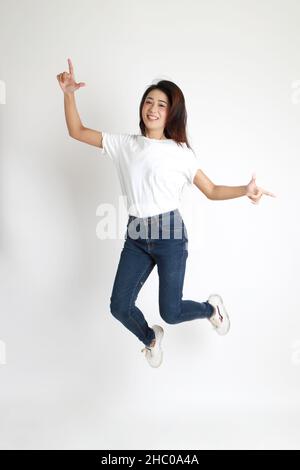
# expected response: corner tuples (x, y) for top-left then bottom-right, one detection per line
(142, 89), (169, 138)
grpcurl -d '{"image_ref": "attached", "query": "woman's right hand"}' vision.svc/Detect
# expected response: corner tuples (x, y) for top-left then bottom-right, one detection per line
(56, 58), (86, 94)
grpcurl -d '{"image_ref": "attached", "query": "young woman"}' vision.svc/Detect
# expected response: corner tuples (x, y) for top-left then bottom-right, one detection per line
(57, 58), (276, 368)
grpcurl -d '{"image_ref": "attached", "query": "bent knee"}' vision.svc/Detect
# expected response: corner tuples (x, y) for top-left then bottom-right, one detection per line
(159, 309), (180, 325)
(110, 298), (129, 320)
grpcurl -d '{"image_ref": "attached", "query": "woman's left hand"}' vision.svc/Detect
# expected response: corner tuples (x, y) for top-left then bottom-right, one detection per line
(246, 173), (276, 204)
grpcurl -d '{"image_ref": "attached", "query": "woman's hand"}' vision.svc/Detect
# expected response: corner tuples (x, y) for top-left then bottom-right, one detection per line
(56, 58), (86, 94)
(246, 173), (276, 204)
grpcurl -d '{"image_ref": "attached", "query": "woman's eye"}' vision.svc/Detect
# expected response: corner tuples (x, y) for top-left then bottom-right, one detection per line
(146, 101), (165, 107)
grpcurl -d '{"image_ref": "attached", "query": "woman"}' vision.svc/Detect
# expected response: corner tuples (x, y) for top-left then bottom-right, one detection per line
(57, 58), (276, 368)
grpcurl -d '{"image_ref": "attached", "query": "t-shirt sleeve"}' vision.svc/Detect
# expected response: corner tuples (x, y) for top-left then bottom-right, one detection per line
(99, 132), (130, 162)
(185, 148), (201, 185)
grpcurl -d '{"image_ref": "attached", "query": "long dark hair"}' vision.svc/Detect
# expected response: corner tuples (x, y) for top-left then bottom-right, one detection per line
(139, 80), (194, 151)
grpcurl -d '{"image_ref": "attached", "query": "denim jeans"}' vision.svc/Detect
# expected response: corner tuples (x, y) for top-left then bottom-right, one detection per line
(109, 208), (214, 347)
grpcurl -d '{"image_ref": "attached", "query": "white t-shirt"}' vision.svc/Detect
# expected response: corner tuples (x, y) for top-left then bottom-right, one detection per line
(99, 133), (201, 218)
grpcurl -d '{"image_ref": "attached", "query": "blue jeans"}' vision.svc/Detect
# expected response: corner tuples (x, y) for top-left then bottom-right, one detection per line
(109, 208), (214, 347)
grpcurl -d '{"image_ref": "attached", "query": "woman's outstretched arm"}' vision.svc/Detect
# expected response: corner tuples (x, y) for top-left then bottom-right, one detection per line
(193, 170), (276, 204)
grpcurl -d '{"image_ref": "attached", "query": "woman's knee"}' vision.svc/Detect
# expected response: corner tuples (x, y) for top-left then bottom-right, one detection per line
(110, 296), (129, 320)
(110, 299), (122, 319)
(159, 306), (180, 324)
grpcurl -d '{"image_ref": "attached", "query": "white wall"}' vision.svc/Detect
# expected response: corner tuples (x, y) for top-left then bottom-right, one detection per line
(0, 0), (299, 449)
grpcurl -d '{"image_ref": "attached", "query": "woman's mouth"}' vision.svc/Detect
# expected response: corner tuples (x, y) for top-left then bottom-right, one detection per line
(147, 115), (159, 120)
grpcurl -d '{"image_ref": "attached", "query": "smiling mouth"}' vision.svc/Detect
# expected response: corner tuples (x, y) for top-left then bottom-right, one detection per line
(147, 115), (159, 120)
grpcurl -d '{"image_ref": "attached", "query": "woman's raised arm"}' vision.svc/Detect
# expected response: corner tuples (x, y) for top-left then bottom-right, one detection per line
(56, 58), (103, 148)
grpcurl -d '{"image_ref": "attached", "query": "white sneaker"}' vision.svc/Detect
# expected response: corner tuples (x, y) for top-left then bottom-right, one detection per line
(207, 294), (230, 335)
(141, 324), (164, 368)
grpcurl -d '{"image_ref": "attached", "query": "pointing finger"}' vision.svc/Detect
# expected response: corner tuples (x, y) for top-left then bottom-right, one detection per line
(262, 188), (276, 197)
(68, 58), (74, 76)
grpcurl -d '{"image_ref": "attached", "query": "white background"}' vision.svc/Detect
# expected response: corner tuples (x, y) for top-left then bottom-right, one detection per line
(0, 0), (299, 450)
